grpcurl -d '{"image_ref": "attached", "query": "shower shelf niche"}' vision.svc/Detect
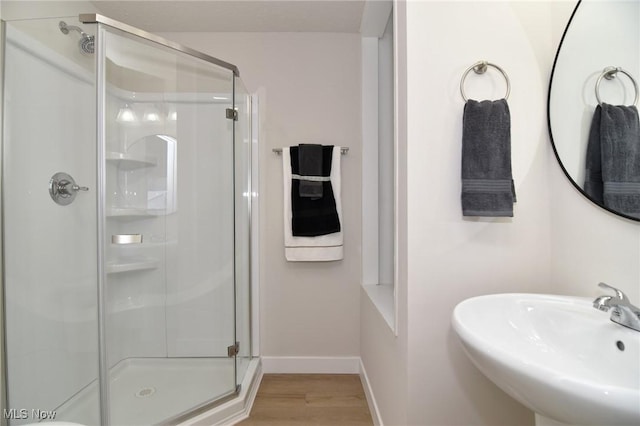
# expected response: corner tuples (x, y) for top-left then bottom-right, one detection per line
(106, 208), (161, 218)
(106, 257), (159, 274)
(106, 151), (157, 170)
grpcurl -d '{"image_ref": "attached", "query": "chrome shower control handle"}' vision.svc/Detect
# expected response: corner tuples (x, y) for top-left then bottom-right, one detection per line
(49, 172), (89, 206)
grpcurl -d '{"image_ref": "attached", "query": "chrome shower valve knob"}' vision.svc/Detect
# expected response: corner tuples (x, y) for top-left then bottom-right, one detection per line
(49, 172), (89, 205)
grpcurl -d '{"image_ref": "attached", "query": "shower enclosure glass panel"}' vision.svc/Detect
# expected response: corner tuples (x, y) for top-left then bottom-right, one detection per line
(99, 25), (237, 425)
(2, 17), (100, 425)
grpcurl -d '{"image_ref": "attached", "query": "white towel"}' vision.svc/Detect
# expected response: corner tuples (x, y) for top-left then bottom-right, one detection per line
(283, 146), (343, 261)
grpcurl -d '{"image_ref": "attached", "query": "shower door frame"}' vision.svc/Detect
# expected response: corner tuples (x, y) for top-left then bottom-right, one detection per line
(80, 14), (239, 77)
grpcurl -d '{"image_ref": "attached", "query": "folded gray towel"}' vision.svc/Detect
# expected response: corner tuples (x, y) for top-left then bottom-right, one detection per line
(584, 105), (604, 204)
(461, 99), (516, 217)
(298, 144), (324, 198)
(600, 103), (640, 217)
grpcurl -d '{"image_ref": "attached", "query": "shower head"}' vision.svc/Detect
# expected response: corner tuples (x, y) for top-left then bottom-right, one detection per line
(79, 34), (95, 55)
(59, 21), (95, 54)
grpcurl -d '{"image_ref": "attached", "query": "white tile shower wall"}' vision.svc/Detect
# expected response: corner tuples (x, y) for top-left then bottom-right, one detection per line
(161, 32), (363, 359)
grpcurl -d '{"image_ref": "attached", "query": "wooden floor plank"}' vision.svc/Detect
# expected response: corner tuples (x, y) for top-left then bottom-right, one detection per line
(238, 374), (374, 426)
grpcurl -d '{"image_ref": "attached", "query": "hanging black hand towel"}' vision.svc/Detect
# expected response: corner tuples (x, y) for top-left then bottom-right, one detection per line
(298, 144), (324, 198)
(461, 99), (516, 217)
(290, 145), (341, 236)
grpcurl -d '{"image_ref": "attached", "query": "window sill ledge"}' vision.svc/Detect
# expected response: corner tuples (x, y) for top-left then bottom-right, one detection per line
(362, 283), (395, 333)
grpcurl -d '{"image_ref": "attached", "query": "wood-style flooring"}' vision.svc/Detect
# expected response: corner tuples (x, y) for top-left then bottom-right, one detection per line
(238, 374), (374, 426)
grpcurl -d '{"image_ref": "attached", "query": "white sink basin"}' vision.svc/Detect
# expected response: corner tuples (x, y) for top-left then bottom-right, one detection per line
(452, 293), (640, 425)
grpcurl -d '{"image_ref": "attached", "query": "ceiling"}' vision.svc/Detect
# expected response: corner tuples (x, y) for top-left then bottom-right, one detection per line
(90, 0), (367, 33)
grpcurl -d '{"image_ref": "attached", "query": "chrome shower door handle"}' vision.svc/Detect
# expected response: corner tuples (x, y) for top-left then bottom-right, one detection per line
(49, 172), (89, 206)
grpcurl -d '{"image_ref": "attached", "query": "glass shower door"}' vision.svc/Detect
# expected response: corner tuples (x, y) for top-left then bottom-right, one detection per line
(98, 24), (237, 425)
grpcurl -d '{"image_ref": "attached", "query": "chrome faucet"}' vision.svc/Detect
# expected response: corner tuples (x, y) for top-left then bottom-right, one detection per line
(593, 282), (640, 332)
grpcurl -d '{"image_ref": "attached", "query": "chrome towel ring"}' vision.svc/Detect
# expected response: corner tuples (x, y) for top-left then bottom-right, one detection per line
(460, 60), (511, 102)
(595, 66), (639, 106)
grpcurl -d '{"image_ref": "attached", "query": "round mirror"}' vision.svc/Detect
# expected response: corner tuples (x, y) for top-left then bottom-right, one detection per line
(549, 0), (640, 221)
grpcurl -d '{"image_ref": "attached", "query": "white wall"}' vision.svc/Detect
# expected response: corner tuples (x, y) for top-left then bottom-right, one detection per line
(0, 1), (97, 21)
(405, 1), (558, 424)
(162, 32), (363, 359)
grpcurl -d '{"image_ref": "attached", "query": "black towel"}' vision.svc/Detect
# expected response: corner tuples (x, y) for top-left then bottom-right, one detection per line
(298, 144), (324, 198)
(585, 103), (640, 217)
(461, 99), (516, 217)
(290, 145), (341, 236)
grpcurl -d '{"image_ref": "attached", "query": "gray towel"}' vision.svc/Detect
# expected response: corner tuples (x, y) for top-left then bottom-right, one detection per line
(600, 103), (640, 217)
(461, 99), (516, 217)
(584, 105), (604, 204)
(298, 144), (324, 198)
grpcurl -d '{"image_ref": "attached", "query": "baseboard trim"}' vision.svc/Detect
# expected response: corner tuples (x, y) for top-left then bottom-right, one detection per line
(261, 356), (361, 374)
(359, 359), (383, 426)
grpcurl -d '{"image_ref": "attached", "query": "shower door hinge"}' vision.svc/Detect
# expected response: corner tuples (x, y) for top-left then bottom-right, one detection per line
(227, 342), (240, 357)
(226, 108), (238, 121)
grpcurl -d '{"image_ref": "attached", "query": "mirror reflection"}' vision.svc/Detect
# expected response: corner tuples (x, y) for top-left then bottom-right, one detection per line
(549, 0), (640, 220)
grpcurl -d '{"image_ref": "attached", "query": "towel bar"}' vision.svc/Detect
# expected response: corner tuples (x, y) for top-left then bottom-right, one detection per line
(460, 60), (510, 102)
(595, 66), (639, 106)
(273, 147), (349, 155)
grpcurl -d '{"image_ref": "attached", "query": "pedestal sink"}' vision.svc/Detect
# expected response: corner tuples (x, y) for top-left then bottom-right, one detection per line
(452, 294), (640, 426)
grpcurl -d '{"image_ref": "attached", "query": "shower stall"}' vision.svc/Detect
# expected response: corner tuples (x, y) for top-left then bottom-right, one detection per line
(1, 13), (254, 425)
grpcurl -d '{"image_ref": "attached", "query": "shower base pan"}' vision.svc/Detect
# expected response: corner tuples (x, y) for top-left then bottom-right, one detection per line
(56, 357), (260, 425)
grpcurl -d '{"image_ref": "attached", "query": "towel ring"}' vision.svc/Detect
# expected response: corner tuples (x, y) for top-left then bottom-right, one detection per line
(460, 61), (510, 102)
(595, 66), (639, 106)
